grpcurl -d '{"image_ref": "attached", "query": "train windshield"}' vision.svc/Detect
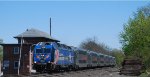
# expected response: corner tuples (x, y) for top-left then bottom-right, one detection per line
(36, 49), (42, 53)
(44, 48), (51, 53)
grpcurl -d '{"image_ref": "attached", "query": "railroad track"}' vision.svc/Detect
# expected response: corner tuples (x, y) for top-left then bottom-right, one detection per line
(7, 67), (136, 77)
(17, 67), (135, 77)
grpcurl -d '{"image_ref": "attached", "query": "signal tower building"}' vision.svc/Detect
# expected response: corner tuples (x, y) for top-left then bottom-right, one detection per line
(1, 28), (59, 76)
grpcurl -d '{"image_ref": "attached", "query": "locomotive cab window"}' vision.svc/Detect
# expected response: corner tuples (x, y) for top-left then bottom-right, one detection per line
(36, 49), (42, 53)
(44, 48), (51, 53)
(13, 47), (19, 54)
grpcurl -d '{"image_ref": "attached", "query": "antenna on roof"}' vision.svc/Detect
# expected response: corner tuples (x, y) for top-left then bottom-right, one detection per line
(50, 17), (52, 36)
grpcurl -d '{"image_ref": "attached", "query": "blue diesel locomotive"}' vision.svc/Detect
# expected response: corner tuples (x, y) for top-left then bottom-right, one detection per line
(33, 42), (116, 73)
(33, 42), (75, 72)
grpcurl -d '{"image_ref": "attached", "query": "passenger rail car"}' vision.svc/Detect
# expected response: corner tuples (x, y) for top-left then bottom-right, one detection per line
(73, 48), (89, 68)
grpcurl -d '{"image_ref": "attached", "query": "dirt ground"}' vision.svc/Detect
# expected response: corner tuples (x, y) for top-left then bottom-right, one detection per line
(26, 67), (138, 77)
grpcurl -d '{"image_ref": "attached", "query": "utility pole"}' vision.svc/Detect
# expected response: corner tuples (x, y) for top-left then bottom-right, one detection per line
(50, 17), (51, 36)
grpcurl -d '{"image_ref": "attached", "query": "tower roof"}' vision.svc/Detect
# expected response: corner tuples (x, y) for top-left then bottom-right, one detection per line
(14, 28), (60, 42)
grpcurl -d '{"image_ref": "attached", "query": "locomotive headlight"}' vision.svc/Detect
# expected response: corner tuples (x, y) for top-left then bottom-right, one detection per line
(34, 61), (36, 63)
(41, 55), (44, 57)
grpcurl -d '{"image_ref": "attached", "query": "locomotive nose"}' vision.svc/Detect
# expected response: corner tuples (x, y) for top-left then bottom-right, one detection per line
(34, 42), (54, 64)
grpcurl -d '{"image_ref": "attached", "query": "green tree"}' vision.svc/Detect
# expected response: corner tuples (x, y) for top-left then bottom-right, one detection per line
(111, 49), (125, 67)
(120, 4), (150, 70)
(79, 37), (111, 55)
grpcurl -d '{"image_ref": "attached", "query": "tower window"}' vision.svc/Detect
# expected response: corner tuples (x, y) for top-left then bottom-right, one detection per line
(14, 61), (19, 69)
(14, 47), (19, 54)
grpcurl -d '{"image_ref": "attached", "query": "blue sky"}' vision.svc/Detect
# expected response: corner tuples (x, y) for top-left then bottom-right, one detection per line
(0, 1), (149, 49)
